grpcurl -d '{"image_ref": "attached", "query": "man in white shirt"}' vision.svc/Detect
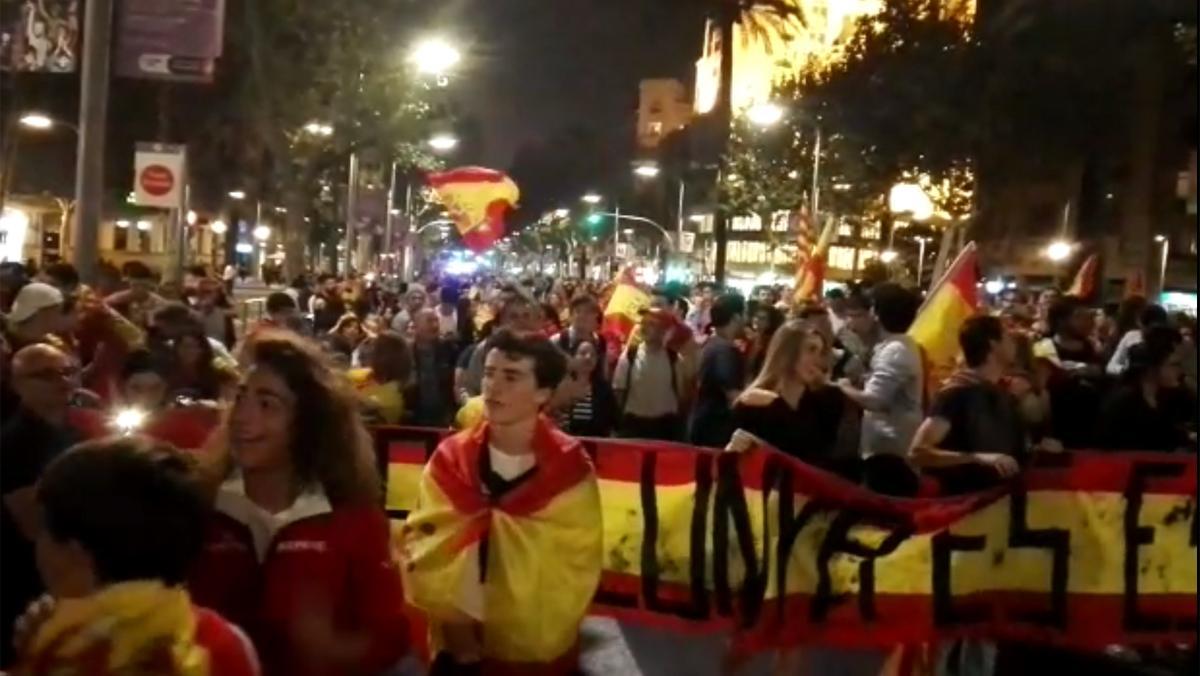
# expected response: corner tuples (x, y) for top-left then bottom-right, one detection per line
(390, 285), (428, 336)
(614, 309), (682, 441)
(1107, 304), (1168, 376)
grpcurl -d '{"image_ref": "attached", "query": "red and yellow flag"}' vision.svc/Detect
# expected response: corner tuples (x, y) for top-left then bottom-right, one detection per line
(399, 418), (601, 669)
(1066, 253), (1100, 300)
(601, 267), (651, 345)
(908, 241), (979, 395)
(427, 167), (519, 252)
(793, 214), (837, 304)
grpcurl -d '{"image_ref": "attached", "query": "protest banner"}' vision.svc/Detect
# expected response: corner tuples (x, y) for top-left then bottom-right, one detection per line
(373, 426), (1197, 654)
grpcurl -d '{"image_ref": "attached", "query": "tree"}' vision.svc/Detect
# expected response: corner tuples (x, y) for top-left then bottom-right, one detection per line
(234, 0), (440, 277)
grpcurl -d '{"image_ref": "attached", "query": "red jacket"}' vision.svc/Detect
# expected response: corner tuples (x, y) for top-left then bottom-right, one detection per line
(194, 606), (260, 676)
(188, 490), (408, 676)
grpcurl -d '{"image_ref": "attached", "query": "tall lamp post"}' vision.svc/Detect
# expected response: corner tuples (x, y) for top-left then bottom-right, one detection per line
(1154, 234), (1170, 296)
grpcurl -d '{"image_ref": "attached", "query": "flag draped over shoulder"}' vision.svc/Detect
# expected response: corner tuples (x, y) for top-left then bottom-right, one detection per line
(602, 268), (651, 346)
(399, 417), (602, 667)
(427, 167), (519, 252)
(1065, 253), (1100, 300)
(908, 242), (979, 397)
(793, 214), (837, 304)
(21, 581), (209, 676)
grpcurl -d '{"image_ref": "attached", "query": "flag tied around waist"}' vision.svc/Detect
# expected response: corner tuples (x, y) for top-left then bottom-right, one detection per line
(377, 426), (1197, 656)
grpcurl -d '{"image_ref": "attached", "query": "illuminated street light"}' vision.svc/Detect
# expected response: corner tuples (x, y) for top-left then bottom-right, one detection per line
(428, 133), (459, 152)
(135, 220), (152, 232)
(209, 220), (228, 235)
(689, 213), (708, 223)
(553, 208), (570, 218)
(253, 225), (272, 241)
(410, 38), (461, 76)
(745, 102), (784, 128)
(185, 210), (197, 225)
(1154, 234), (1166, 243)
(581, 193), (602, 205)
(115, 219), (131, 228)
(880, 249), (899, 264)
(888, 182), (935, 222)
(18, 113), (54, 130)
(1044, 240), (1073, 262)
(303, 121), (334, 137)
(633, 163), (660, 179)
(228, 190), (246, 200)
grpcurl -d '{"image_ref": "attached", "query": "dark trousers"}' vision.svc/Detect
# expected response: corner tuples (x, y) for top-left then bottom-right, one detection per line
(618, 413), (681, 442)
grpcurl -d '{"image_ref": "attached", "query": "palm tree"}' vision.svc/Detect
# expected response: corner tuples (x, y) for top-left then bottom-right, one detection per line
(706, 0), (803, 285)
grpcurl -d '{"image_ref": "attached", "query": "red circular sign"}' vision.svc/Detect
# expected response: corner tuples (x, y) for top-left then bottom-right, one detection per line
(139, 164), (175, 197)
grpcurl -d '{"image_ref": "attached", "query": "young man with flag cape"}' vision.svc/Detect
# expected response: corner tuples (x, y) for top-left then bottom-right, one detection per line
(399, 329), (602, 675)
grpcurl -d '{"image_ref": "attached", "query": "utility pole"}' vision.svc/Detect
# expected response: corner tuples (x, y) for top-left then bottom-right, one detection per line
(71, 0), (114, 284)
(383, 160), (398, 275)
(343, 152), (359, 275)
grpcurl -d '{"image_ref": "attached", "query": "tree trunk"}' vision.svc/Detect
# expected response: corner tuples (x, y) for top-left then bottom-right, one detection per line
(712, 7), (736, 286)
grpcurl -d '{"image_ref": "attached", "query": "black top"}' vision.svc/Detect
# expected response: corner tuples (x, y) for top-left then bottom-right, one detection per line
(1047, 338), (1105, 449)
(732, 386), (847, 470)
(688, 336), (745, 448)
(563, 376), (617, 438)
(1098, 385), (1193, 452)
(0, 410), (82, 667)
(927, 380), (1028, 495)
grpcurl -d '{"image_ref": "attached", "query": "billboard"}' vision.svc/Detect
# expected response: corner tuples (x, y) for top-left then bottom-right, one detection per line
(0, 0), (80, 73)
(115, 0), (224, 82)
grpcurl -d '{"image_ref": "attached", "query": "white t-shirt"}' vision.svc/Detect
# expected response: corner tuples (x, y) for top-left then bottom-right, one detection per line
(613, 345), (678, 418)
(457, 446), (537, 620)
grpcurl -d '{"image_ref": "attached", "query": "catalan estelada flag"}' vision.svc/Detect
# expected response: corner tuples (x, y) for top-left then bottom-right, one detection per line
(793, 214), (838, 304)
(427, 167), (519, 252)
(399, 417), (602, 671)
(1066, 253), (1100, 301)
(908, 241), (979, 397)
(602, 267), (651, 345)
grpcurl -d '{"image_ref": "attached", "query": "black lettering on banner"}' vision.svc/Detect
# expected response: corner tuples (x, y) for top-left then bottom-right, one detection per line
(811, 512), (913, 623)
(1123, 461), (1188, 633)
(711, 452), (775, 623)
(1007, 486), (1070, 628)
(773, 466), (822, 624)
(635, 450), (713, 620)
(931, 531), (989, 626)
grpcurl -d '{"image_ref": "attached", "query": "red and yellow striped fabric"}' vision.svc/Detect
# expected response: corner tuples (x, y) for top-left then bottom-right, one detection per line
(427, 167), (519, 252)
(908, 242), (979, 398)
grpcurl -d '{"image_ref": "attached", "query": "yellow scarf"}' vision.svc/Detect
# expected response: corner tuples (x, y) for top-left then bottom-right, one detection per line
(20, 581), (208, 676)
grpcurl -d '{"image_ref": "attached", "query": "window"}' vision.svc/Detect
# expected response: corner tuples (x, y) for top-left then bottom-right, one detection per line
(113, 225), (128, 251)
(860, 224), (881, 240)
(828, 245), (857, 271)
(139, 230), (151, 253)
(837, 223), (854, 237)
(731, 215), (761, 232)
(770, 211), (790, 232)
(648, 121), (663, 135)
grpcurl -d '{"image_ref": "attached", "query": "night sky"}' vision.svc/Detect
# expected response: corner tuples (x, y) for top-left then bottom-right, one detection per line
(437, 0), (707, 167)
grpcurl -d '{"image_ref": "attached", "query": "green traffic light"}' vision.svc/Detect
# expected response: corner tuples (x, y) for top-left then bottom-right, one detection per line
(586, 213), (603, 226)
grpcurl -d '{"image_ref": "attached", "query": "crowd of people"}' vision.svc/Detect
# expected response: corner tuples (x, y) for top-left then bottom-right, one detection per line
(0, 256), (1196, 674)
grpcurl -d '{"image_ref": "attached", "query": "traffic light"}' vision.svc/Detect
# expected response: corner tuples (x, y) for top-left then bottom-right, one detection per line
(586, 213), (603, 228)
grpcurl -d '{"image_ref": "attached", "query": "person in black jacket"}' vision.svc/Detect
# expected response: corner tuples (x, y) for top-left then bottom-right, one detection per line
(558, 339), (616, 437)
(1098, 325), (1194, 452)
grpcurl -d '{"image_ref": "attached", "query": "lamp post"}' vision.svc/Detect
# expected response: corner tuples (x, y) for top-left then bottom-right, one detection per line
(1155, 234), (1170, 295)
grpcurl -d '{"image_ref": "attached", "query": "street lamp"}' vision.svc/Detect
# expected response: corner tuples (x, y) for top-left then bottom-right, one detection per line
(410, 38), (461, 76)
(745, 101), (785, 128)
(185, 210), (197, 226)
(209, 220), (227, 235)
(18, 113), (54, 130)
(581, 193), (602, 205)
(913, 235), (932, 288)
(228, 190), (246, 200)
(1044, 240), (1073, 262)
(253, 224), (271, 241)
(1155, 234), (1170, 294)
(428, 133), (459, 152)
(633, 162), (660, 179)
(880, 249), (899, 264)
(553, 208), (570, 218)
(303, 121), (333, 137)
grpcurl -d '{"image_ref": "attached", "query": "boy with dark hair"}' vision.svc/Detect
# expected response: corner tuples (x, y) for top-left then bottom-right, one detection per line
(909, 315), (1061, 495)
(13, 438), (257, 674)
(838, 283), (924, 460)
(688, 293), (747, 448)
(554, 295), (607, 379)
(402, 329), (600, 674)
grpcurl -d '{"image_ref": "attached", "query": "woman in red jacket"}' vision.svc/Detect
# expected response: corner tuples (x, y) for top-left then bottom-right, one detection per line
(189, 329), (408, 676)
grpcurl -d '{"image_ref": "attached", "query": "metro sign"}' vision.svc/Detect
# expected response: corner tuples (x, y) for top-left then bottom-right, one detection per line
(132, 143), (186, 208)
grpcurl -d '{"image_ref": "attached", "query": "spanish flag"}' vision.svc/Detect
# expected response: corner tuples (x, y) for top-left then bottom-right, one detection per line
(792, 214), (838, 304)
(1065, 253), (1100, 301)
(400, 417), (601, 672)
(427, 167), (520, 252)
(908, 241), (979, 396)
(601, 267), (651, 345)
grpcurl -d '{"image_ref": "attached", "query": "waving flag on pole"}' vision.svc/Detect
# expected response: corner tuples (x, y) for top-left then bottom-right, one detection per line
(908, 242), (979, 399)
(1065, 253), (1100, 301)
(602, 267), (651, 344)
(426, 167), (519, 252)
(792, 214), (837, 304)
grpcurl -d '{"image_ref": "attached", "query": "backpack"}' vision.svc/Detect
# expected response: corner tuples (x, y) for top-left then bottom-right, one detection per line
(619, 342), (678, 415)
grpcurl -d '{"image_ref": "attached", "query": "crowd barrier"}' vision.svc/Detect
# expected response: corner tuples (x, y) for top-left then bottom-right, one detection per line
(370, 426), (1197, 655)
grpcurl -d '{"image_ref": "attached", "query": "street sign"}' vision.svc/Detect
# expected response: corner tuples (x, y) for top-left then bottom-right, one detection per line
(678, 231), (695, 254)
(615, 243), (631, 259)
(133, 143), (186, 208)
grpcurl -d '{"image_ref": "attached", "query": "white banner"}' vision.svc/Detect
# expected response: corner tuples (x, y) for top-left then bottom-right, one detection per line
(678, 231), (695, 254)
(133, 143), (186, 208)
